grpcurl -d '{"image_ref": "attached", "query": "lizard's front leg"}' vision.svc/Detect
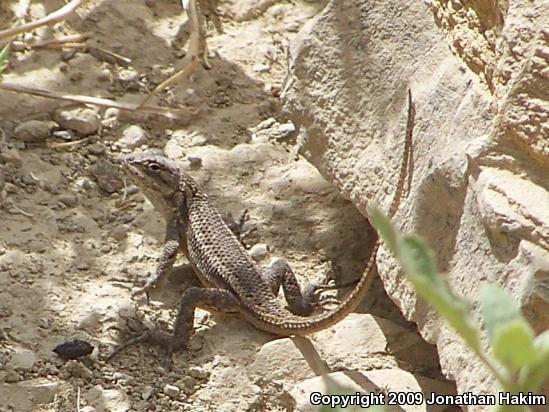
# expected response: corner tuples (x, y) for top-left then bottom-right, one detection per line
(132, 217), (185, 299)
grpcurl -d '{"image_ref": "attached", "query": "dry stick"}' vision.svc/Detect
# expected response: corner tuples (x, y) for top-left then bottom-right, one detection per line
(139, 0), (204, 108)
(88, 46), (132, 66)
(0, 0), (90, 43)
(139, 58), (200, 108)
(29, 32), (92, 48)
(0, 82), (197, 118)
(34, 42), (87, 50)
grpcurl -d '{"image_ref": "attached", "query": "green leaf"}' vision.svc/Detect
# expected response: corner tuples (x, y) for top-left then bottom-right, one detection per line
(519, 331), (549, 391)
(399, 235), (438, 282)
(479, 284), (525, 341)
(369, 206), (398, 255)
(492, 319), (537, 373)
(0, 44), (9, 74)
(370, 208), (482, 353)
(399, 235), (482, 352)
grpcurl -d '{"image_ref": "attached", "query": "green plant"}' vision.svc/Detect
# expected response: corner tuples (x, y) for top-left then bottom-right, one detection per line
(0, 44), (9, 76)
(370, 207), (549, 412)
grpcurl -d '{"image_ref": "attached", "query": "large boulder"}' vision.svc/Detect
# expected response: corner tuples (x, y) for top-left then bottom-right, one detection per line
(283, 0), (548, 405)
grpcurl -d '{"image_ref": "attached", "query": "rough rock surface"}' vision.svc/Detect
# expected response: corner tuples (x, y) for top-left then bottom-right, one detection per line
(283, 0), (549, 405)
(0, 0), (464, 410)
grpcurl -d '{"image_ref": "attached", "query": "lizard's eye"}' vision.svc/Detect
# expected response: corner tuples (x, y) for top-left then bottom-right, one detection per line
(148, 163), (161, 171)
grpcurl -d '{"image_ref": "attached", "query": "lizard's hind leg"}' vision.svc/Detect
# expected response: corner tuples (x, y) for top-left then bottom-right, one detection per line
(262, 258), (357, 316)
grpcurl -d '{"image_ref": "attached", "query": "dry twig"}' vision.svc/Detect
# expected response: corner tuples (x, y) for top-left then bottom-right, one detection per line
(0, 0), (90, 43)
(139, 0), (211, 107)
(0, 81), (197, 118)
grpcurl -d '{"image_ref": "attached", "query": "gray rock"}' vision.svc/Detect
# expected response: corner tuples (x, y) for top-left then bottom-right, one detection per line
(141, 385), (154, 401)
(190, 135), (208, 146)
(102, 108), (120, 129)
(0, 378), (61, 407)
(13, 120), (58, 142)
(178, 376), (195, 394)
(86, 385), (130, 412)
(252, 121), (296, 143)
(55, 107), (100, 136)
(119, 125), (149, 149)
(188, 366), (209, 380)
(250, 338), (313, 382)
(187, 156), (202, 167)
(53, 130), (74, 141)
(112, 372), (132, 383)
(163, 383), (180, 399)
(89, 159), (124, 193)
(249, 243), (269, 260)
(58, 194), (78, 208)
(9, 348), (36, 371)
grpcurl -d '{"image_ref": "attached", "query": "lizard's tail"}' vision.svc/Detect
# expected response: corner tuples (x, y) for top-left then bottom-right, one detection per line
(242, 89), (415, 335)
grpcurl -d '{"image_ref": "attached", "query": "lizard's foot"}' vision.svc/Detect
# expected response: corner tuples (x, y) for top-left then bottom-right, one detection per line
(107, 317), (176, 362)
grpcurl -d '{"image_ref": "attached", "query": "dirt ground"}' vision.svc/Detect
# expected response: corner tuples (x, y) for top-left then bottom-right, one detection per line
(0, 1), (451, 411)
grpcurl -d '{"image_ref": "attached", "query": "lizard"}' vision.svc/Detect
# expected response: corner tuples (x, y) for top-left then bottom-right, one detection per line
(109, 90), (414, 364)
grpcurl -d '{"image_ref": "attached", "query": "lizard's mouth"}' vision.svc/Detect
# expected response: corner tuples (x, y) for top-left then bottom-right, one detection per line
(121, 155), (144, 184)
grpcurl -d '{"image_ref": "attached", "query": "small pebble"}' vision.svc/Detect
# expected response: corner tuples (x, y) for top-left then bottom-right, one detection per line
(58, 194), (78, 208)
(97, 68), (112, 82)
(55, 106), (100, 136)
(190, 135), (207, 146)
(119, 125), (149, 149)
(163, 383), (180, 399)
(187, 156), (202, 168)
(253, 63), (270, 73)
(112, 372), (132, 383)
(142, 385), (154, 400)
(188, 366), (209, 380)
(249, 243), (269, 260)
(53, 130), (74, 141)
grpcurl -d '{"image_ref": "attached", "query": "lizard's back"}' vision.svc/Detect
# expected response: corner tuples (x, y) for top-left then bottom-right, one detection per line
(186, 198), (280, 308)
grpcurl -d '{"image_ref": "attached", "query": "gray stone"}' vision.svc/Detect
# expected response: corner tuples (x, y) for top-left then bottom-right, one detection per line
(141, 385), (154, 401)
(163, 383), (180, 399)
(249, 243), (269, 260)
(58, 194), (78, 208)
(250, 338), (314, 382)
(251, 121), (296, 143)
(55, 107), (100, 136)
(13, 120), (58, 142)
(53, 130), (74, 140)
(187, 156), (202, 167)
(0, 378), (61, 408)
(188, 366), (209, 380)
(86, 385), (130, 412)
(9, 348), (36, 371)
(119, 125), (149, 149)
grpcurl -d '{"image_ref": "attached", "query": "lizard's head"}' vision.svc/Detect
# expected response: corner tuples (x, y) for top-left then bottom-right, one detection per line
(122, 153), (181, 214)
